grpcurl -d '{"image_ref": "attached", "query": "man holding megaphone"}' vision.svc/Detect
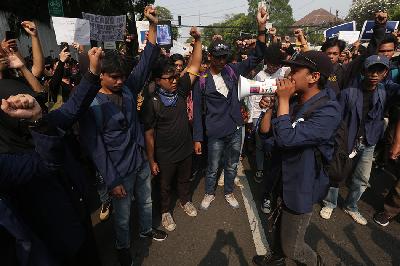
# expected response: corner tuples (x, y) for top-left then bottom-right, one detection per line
(252, 51), (341, 266)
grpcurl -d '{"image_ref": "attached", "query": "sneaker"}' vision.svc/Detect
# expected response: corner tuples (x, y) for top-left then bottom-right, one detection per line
(254, 170), (263, 183)
(252, 253), (285, 266)
(181, 201), (198, 217)
(140, 228), (168, 241)
(200, 194), (215, 210)
(234, 177), (244, 188)
(261, 198), (271, 214)
(99, 201), (112, 221)
(161, 212), (176, 231)
(218, 172), (224, 186)
(225, 193), (239, 209)
(373, 212), (390, 227)
(344, 209), (367, 225)
(319, 206), (333, 220)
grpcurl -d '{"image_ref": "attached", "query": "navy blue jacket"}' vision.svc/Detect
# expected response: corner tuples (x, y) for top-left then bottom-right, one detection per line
(262, 89), (341, 213)
(0, 72), (101, 266)
(192, 40), (265, 141)
(339, 81), (400, 153)
(79, 42), (159, 189)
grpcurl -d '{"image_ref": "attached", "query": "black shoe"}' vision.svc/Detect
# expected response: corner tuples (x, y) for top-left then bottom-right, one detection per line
(373, 212), (390, 227)
(252, 253), (285, 266)
(117, 248), (132, 266)
(139, 228), (167, 242)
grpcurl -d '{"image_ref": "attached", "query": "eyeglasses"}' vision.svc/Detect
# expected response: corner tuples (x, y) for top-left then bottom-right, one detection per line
(160, 74), (179, 82)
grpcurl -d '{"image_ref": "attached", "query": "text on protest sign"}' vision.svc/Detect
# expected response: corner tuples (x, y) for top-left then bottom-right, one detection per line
(360, 20), (399, 41)
(82, 13), (126, 42)
(324, 21), (356, 39)
(51, 17), (91, 45)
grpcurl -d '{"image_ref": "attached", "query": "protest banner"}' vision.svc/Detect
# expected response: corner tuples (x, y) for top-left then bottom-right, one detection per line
(51, 17), (90, 45)
(82, 13), (126, 42)
(324, 21), (356, 39)
(338, 31), (361, 44)
(360, 20), (399, 41)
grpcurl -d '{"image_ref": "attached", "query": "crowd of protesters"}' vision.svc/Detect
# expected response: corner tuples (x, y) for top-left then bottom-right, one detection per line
(0, 4), (399, 266)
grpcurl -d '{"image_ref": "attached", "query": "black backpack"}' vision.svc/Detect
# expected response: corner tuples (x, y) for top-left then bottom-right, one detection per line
(303, 95), (354, 186)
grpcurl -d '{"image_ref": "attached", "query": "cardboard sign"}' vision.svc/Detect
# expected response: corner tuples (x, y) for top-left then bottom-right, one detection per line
(51, 17), (90, 45)
(324, 21), (356, 39)
(360, 20), (399, 41)
(136, 21), (150, 50)
(338, 31), (361, 44)
(82, 13), (126, 42)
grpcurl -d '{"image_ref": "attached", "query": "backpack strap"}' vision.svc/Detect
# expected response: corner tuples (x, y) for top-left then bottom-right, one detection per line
(301, 95), (331, 176)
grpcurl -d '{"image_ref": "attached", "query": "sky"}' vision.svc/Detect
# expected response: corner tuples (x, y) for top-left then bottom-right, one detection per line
(154, 0), (354, 42)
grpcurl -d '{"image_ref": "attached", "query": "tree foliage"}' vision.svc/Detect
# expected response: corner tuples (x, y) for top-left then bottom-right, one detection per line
(346, 0), (400, 29)
(202, 13), (253, 48)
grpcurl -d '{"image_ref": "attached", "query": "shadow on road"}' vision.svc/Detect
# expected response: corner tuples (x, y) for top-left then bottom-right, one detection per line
(198, 229), (249, 266)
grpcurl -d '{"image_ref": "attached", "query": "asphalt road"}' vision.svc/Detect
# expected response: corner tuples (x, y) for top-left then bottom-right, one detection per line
(90, 157), (400, 266)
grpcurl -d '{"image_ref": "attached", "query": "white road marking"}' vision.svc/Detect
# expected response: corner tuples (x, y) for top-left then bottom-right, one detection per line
(237, 163), (270, 255)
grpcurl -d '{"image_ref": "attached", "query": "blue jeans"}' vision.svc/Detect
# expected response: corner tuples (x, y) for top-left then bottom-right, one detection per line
(253, 118), (264, 171)
(112, 161), (152, 249)
(323, 144), (375, 212)
(206, 128), (242, 195)
(96, 172), (110, 204)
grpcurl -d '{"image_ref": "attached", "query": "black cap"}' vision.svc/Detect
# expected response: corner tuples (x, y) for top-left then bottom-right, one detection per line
(282, 50), (333, 78)
(208, 40), (231, 57)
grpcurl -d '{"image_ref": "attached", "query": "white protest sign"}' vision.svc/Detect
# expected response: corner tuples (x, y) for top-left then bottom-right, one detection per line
(82, 13), (126, 42)
(338, 31), (360, 44)
(170, 40), (192, 56)
(103, 41), (116, 50)
(136, 21), (150, 50)
(51, 17), (91, 45)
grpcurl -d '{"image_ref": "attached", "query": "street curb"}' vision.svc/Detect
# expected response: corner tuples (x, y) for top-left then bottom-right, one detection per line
(237, 163), (271, 256)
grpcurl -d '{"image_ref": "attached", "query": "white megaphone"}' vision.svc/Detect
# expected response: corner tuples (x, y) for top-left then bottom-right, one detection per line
(238, 75), (277, 100)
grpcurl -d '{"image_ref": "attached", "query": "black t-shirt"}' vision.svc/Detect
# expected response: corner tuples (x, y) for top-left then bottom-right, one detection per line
(358, 89), (374, 139)
(142, 73), (193, 163)
(0, 79), (36, 153)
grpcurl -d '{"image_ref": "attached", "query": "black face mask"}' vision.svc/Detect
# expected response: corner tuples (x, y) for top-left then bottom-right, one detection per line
(63, 68), (72, 78)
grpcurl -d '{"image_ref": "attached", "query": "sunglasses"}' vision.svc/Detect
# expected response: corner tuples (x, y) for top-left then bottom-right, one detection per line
(160, 74), (179, 83)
